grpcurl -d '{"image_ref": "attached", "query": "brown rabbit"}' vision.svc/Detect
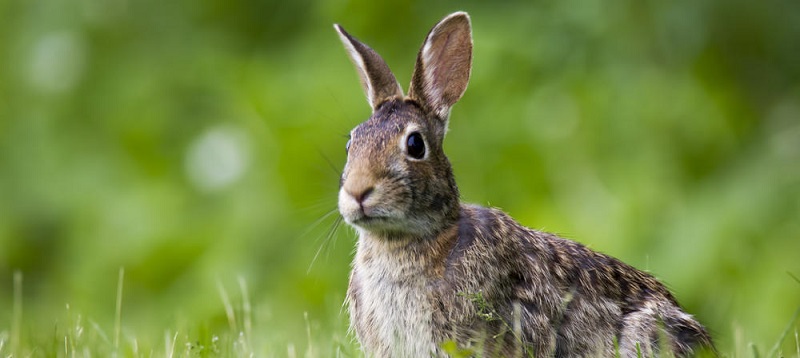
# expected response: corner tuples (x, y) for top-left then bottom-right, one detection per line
(335, 12), (712, 357)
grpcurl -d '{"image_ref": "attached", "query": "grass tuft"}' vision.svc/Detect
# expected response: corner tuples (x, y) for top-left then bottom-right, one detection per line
(165, 330), (178, 358)
(12, 271), (22, 356)
(115, 267), (125, 352)
(217, 279), (239, 335)
(239, 276), (253, 349)
(0, 331), (7, 356)
(795, 329), (799, 358)
(750, 342), (761, 358)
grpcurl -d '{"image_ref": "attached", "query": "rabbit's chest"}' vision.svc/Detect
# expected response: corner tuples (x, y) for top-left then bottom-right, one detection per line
(349, 264), (442, 357)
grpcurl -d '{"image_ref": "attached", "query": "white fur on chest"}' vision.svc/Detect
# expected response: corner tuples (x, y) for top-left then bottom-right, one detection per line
(351, 238), (441, 357)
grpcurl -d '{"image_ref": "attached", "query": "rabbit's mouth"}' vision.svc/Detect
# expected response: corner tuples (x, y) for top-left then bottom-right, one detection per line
(348, 212), (401, 231)
(343, 207), (411, 235)
(352, 215), (387, 226)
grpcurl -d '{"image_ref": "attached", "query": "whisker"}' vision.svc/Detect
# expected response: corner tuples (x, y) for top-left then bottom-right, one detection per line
(308, 215), (344, 274)
(300, 208), (341, 241)
(325, 215), (345, 260)
(315, 146), (343, 178)
(297, 198), (339, 214)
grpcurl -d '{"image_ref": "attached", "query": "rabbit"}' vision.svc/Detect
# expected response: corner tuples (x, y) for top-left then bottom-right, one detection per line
(334, 11), (713, 358)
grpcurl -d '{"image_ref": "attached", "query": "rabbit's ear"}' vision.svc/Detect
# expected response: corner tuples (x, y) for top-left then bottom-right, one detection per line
(335, 24), (404, 111)
(408, 12), (473, 121)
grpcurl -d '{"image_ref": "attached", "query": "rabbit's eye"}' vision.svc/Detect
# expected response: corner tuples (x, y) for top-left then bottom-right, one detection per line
(346, 139), (352, 153)
(406, 132), (425, 159)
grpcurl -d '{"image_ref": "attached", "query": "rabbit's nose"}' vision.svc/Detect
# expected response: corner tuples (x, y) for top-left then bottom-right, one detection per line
(342, 168), (375, 206)
(351, 186), (374, 205)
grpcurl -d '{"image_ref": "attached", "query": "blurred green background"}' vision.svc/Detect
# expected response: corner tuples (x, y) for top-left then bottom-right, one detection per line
(1, 0), (799, 355)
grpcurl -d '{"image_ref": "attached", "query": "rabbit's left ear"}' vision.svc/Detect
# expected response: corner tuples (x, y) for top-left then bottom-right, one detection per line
(408, 12), (473, 121)
(335, 24), (404, 111)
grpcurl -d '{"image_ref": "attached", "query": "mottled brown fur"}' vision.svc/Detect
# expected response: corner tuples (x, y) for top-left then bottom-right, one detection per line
(335, 12), (712, 357)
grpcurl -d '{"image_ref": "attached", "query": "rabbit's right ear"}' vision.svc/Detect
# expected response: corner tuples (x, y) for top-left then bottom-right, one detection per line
(408, 12), (473, 121)
(335, 24), (404, 111)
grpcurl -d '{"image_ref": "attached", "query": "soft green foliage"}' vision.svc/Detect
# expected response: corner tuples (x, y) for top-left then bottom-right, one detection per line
(441, 340), (475, 358)
(0, 0), (799, 356)
(458, 292), (500, 323)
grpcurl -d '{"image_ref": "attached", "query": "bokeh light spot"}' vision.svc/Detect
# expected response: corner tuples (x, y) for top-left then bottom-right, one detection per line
(185, 125), (251, 192)
(27, 31), (87, 94)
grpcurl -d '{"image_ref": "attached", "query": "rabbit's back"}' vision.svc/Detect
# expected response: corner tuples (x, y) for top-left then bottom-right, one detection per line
(443, 204), (711, 356)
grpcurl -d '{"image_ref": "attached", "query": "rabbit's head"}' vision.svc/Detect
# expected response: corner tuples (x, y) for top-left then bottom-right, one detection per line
(336, 12), (472, 239)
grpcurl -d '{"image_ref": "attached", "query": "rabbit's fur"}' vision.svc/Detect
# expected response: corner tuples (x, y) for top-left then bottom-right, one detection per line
(335, 12), (712, 357)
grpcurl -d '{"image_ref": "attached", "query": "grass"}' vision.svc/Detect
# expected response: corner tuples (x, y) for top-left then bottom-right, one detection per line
(1, 270), (360, 358)
(1, 271), (798, 358)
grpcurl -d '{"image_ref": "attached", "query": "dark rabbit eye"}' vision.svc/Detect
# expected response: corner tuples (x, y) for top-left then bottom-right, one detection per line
(346, 139), (352, 153)
(406, 132), (425, 159)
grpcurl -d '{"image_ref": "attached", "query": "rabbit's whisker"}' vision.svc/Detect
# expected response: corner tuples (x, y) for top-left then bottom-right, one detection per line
(307, 213), (344, 274)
